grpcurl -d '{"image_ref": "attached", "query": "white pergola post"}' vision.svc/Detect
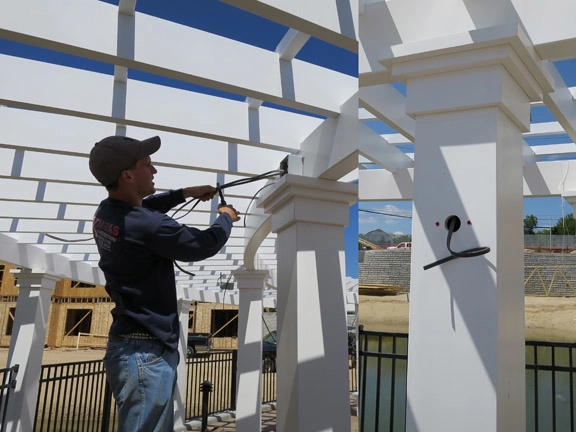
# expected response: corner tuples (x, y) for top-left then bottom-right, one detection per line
(260, 174), (357, 432)
(6, 269), (60, 432)
(232, 269), (268, 432)
(393, 41), (552, 431)
(175, 295), (193, 430)
(562, 192), (576, 211)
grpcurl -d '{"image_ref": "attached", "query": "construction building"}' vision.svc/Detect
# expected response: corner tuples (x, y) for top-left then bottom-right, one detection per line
(0, 261), (244, 350)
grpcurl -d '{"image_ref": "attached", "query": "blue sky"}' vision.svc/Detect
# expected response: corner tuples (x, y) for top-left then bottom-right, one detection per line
(358, 197), (574, 238)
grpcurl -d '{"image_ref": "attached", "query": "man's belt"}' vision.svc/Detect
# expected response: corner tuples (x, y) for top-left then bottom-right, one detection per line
(109, 332), (157, 342)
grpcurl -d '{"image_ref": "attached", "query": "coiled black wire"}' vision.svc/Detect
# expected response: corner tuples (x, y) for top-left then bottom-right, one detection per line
(423, 216), (490, 270)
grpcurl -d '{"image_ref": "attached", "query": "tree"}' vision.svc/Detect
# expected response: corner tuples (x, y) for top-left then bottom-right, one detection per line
(553, 213), (575, 235)
(524, 214), (538, 234)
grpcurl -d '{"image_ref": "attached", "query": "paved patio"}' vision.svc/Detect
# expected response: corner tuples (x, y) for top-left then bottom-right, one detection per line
(185, 395), (358, 431)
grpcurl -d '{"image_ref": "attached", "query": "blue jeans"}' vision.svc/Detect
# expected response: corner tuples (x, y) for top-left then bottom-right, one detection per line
(103, 338), (179, 432)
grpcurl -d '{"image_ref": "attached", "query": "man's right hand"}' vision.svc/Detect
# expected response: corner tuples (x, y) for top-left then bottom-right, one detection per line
(218, 204), (241, 222)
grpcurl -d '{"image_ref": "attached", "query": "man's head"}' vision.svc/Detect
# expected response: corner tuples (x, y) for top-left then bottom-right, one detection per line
(89, 135), (161, 190)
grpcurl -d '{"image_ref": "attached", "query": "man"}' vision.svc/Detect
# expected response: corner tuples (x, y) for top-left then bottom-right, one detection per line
(88, 135), (240, 431)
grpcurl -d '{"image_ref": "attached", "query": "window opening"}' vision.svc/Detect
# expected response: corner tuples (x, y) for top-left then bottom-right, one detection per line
(64, 309), (92, 336)
(210, 310), (238, 338)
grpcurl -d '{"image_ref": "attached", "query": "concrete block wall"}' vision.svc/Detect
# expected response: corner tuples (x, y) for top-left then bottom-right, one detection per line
(524, 253), (576, 296)
(359, 250), (412, 292)
(359, 250), (576, 296)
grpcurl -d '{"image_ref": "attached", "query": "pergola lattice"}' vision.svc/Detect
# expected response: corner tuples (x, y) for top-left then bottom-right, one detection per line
(0, 0), (358, 306)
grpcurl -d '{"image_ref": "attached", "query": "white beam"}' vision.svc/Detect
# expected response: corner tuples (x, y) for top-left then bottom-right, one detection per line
(359, 160), (576, 201)
(300, 94), (359, 180)
(0, 0), (356, 117)
(222, 0), (358, 52)
(512, 0), (576, 61)
(358, 123), (413, 172)
(359, 84), (414, 141)
(542, 62), (576, 144)
(0, 56), (324, 152)
(276, 29), (311, 61)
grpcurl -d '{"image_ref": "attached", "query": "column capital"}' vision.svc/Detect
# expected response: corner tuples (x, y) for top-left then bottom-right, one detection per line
(11, 268), (61, 290)
(380, 24), (554, 131)
(232, 269), (269, 291)
(258, 174), (357, 233)
(381, 24), (553, 98)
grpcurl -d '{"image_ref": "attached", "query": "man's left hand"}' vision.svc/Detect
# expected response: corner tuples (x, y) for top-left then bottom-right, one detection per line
(183, 185), (217, 201)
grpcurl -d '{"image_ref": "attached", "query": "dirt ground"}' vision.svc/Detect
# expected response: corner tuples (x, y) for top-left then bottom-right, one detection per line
(1, 294), (575, 367)
(359, 294), (576, 342)
(0, 346), (105, 368)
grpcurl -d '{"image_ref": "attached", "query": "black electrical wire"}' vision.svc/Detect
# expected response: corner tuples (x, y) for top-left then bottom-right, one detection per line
(359, 208), (412, 219)
(171, 196), (202, 220)
(171, 168), (285, 221)
(174, 261), (196, 277)
(44, 233), (94, 242)
(423, 217), (490, 271)
(216, 169), (285, 191)
(242, 182), (275, 228)
(46, 168), (287, 279)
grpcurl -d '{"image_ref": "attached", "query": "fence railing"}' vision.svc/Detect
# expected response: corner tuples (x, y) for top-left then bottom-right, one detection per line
(0, 364), (19, 432)
(33, 350), (357, 430)
(526, 340), (576, 432)
(358, 329), (408, 432)
(183, 351), (237, 420)
(358, 329), (576, 432)
(34, 360), (114, 432)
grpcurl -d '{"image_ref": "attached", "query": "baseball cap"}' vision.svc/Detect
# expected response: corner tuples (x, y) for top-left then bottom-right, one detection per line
(89, 135), (161, 186)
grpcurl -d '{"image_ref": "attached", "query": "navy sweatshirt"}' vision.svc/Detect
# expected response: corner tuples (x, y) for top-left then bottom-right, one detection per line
(93, 189), (233, 351)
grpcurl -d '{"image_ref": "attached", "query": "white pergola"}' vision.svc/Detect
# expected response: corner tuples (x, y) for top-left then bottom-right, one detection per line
(0, 1), (358, 431)
(4, 0), (576, 431)
(0, 0), (358, 301)
(359, 1), (576, 432)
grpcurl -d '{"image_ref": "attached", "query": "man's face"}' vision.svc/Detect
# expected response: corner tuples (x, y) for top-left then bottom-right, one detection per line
(128, 156), (157, 197)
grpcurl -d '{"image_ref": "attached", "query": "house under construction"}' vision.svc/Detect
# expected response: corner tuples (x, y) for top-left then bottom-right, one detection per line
(0, 261), (249, 351)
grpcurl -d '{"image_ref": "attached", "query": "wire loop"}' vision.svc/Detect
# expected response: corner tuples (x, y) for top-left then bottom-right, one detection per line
(423, 216), (490, 270)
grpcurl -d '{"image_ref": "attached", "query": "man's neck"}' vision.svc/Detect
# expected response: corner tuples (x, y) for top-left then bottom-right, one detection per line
(108, 190), (143, 207)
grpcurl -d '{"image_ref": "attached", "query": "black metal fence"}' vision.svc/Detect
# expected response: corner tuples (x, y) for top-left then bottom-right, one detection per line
(183, 351), (237, 420)
(35, 360), (115, 432)
(358, 329), (576, 432)
(33, 350), (357, 430)
(0, 364), (19, 432)
(526, 340), (576, 432)
(358, 330), (408, 432)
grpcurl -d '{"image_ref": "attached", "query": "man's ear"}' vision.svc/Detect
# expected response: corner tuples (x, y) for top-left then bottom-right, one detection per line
(120, 170), (134, 182)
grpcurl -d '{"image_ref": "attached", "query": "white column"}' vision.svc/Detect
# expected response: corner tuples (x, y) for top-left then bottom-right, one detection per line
(232, 269), (268, 432)
(562, 192), (576, 210)
(385, 42), (553, 431)
(259, 174), (357, 432)
(174, 295), (193, 430)
(6, 269), (60, 432)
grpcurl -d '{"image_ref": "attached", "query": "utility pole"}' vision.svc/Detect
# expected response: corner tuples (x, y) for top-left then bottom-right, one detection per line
(549, 216), (552, 250)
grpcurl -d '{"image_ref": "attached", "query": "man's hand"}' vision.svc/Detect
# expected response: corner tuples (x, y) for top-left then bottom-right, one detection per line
(183, 185), (217, 202)
(218, 204), (241, 222)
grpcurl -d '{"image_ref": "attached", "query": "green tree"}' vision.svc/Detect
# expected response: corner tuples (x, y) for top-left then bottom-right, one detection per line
(553, 213), (575, 235)
(524, 214), (538, 234)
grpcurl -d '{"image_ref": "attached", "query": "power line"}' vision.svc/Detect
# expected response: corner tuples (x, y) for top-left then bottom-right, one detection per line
(359, 208), (412, 219)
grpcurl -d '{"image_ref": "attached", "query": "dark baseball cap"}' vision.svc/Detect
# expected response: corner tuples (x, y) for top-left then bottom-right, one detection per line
(89, 135), (161, 186)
